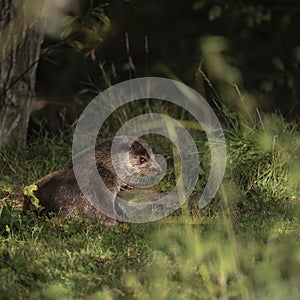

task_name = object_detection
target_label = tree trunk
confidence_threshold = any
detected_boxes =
[0,0,45,148]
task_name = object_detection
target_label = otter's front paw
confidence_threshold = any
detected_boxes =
[100,216,117,226]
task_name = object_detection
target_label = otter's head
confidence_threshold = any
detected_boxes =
[111,136,162,188]
[128,138,162,176]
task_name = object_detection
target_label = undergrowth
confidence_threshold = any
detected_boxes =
[0,113,299,299]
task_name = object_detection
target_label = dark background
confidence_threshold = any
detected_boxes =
[36,0,300,122]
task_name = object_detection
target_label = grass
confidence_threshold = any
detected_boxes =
[0,112,300,299]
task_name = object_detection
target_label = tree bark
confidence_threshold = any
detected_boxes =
[0,0,45,148]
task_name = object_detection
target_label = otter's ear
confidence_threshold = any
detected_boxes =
[129,140,140,152]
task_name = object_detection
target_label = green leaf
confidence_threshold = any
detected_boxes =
[209,5,222,21]
[68,41,85,52]
[294,47,300,62]
[63,15,78,27]
[23,184,40,209]
[272,57,284,71]
[60,25,73,40]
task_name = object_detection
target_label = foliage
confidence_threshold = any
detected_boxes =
[195,0,300,117]
[60,4,111,56]
[46,0,299,116]
[35,0,300,119]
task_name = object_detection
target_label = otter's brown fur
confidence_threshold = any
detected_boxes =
[33,136,162,225]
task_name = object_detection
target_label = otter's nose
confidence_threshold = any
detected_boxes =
[151,164,162,176]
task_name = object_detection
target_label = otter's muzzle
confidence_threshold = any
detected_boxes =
[150,163,162,176]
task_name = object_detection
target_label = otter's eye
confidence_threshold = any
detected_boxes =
[140,157,147,164]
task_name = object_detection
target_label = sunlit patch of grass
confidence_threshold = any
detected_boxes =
[196,114,300,236]
[0,206,153,298]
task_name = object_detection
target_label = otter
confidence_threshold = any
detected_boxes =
[32,136,162,225]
